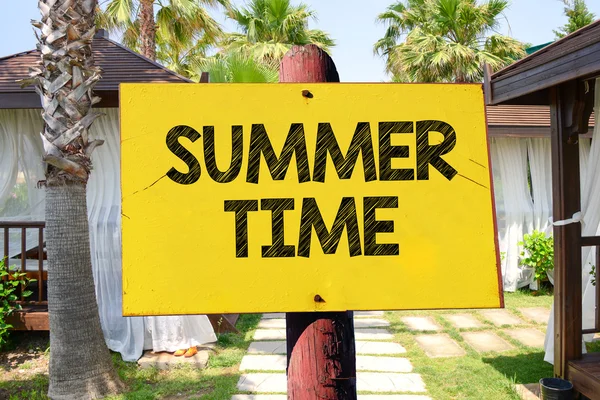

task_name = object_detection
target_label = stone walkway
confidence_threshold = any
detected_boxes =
[231,306,550,399]
[404,308,549,357]
[233,311,432,399]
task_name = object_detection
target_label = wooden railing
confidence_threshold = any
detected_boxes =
[0,221,46,305]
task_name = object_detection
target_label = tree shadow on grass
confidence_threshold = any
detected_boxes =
[0,373,49,399]
[482,351,553,384]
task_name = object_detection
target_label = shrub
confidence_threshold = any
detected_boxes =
[519,230,554,283]
[0,257,34,349]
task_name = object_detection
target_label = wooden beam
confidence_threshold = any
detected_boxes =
[7,309,49,331]
[551,82,583,379]
[207,314,239,334]
[483,63,493,105]
[491,42,600,105]
[280,44,357,400]
[568,353,600,398]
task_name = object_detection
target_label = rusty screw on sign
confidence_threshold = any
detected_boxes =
[314,294,325,303]
[302,90,314,98]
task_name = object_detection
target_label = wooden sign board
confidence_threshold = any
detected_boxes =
[120,83,502,316]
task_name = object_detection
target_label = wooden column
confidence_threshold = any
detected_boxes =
[280,44,358,400]
[550,82,583,378]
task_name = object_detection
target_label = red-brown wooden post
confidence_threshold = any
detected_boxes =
[279,44,357,399]
[550,82,583,378]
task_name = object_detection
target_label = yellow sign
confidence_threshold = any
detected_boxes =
[121,83,502,316]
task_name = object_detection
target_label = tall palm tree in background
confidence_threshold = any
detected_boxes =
[26,0,124,398]
[224,0,335,62]
[554,0,596,39]
[374,0,525,82]
[98,0,229,66]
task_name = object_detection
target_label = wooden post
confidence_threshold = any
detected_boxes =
[550,82,583,378]
[280,44,357,399]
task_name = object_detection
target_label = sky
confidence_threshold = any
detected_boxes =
[1,0,599,82]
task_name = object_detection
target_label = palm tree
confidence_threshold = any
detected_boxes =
[554,0,596,39]
[98,0,229,61]
[191,53,279,82]
[224,0,335,62]
[26,1,124,398]
[374,0,526,82]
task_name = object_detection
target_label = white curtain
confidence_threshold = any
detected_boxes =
[490,137,534,291]
[544,79,599,364]
[87,109,146,361]
[0,109,45,259]
[528,138,552,232]
[0,108,216,362]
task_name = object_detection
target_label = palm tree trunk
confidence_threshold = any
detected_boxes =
[46,185,123,399]
[139,0,156,60]
[28,1,125,398]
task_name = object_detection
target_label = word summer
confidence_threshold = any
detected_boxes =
[165,121,458,184]
[225,196,399,258]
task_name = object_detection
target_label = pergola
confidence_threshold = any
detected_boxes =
[485,19,600,397]
[0,30,238,334]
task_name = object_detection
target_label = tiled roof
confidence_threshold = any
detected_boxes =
[487,105,595,127]
[0,31,190,95]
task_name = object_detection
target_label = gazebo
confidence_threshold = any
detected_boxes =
[0,30,237,361]
[0,29,189,330]
[485,19,600,397]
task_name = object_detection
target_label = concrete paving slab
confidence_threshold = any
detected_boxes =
[262,313,285,319]
[258,319,286,329]
[356,372,426,393]
[414,334,466,358]
[355,311,385,317]
[443,314,484,329]
[253,329,286,341]
[518,307,551,325]
[401,316,442,331]
[253,329,395,341]
[241,350,412,373]
[232,395,432,400]
[237,373,287,392]
[231,394,431,400]
[236,373,427,394]
[354,318,390,328]
[356,356,412,372]
[356,341,406,355]
[461,331,514,353]
[358,397,432,400]
[480,309,525,326]
[258,317,390,328]
[137,349,210,370]
[247,341,286,355]
[503,328,546,348]
[240,355,285,371]
[354,328,394,340]
[515,383,541,400]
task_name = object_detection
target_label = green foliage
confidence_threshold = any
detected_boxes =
[0,183,29,217]
[374,0,526,82]
[554,0,595,39]
[97,0,229,76]
[190,53,279,83]
[519,230,554,283]
[590,263,596,286]
[0,258,35,349]
[224,0,335,62]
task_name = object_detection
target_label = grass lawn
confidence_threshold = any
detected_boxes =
[385,290,555,400]
[0,313,262,400]
[2,289,591,400]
